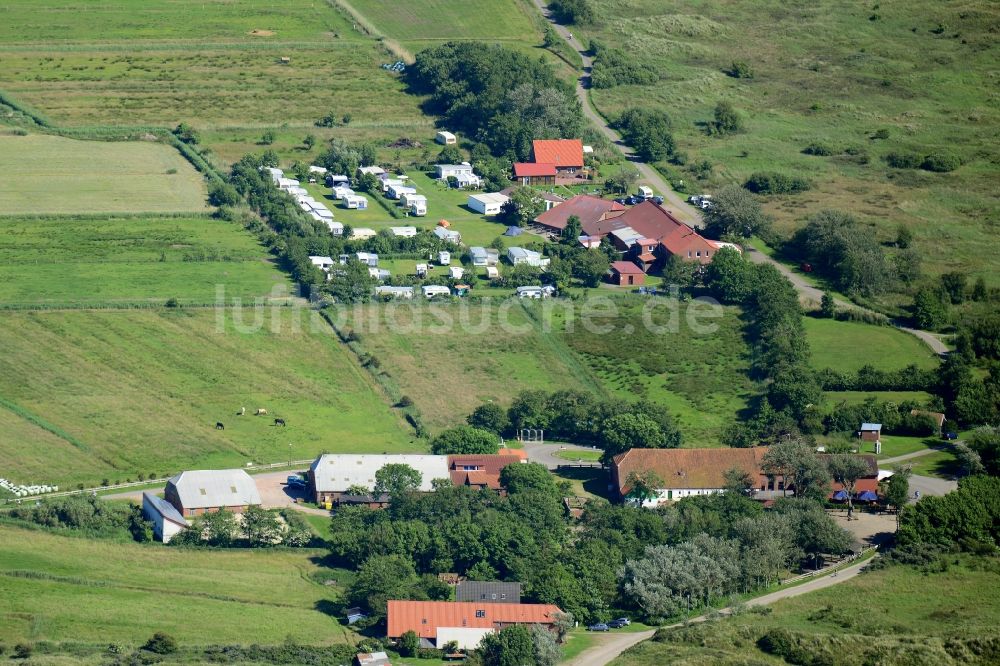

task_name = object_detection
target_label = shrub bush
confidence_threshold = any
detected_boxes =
[142,632,177,655]
[921,152,961,172]
[884,151,923,168]
[802,142,834,156]
[744,171,810,194]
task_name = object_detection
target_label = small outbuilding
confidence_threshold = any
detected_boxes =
[467,192,509,216]
[609,260,646,287]
[142,491,188,543]
[423,285,452,299]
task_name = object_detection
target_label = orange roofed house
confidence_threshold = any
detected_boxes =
[387,600,562,650]
[531,139,584,176]
[448,449,528,495]
[612,448,769,508]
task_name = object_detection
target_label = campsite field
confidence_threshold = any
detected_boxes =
[0,524,352,648]
[574,0,999,283]
[613,557,1000,665]
[0,215,285,306]
[0,309,415,487]
[562,300,754,446]
[803,318,940,373]
[338,301,604,431]
[0,133,207,214]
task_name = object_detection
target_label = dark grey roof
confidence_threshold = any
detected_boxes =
[455,581,522,604]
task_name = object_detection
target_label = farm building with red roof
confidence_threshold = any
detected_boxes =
[534,194,625,232]
[387,600,562,649]
[609,260,646,287]
[513,162,557,186]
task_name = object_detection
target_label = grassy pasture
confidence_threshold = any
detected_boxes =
[347,0,540,45]
[337,301,601,431]
[0,134,207,214]
[562,300,754,446]
[0,308,414,487]
[0,524,351,647]
[0,0,359,42]
[0,215,285,306]
[577,0,1000,283]
[614,557,1000,665]
[803,318,939,373]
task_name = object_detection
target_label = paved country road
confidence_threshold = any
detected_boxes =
[530,0,950,357]
[565,555,875,666]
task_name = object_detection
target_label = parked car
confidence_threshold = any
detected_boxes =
[611,617,631,627]
[944,432,959,440]
[651,195,664,205]
[587,623,610,632]
[614,197,628,205]
[286,475,305,488]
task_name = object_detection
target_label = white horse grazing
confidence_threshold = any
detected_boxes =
[239,406,246,416]
[255,408,267,416]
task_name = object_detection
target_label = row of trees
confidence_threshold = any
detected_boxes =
[170,507,313,548]
[815,363,937,393]
[467,389,682,462]
[407,42,581,160]
[10,495,151,542]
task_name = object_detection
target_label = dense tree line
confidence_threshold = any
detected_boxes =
[468,389,681,463]
[548,0,595,24]
[815,363,937,393]
[170,507,314,548]
[407,43,581,160]
[612,108,675,162]
[823,397,939,438]
[898,475,1000,551]
[9,495,151,541]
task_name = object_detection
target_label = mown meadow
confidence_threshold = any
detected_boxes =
[0,309,415,487]
[0,214,285,306]
[0,524,352,648]
[0,133,207,214]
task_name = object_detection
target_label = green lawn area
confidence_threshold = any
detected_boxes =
[0,214,286,306]
[804,318,940,373]
[0,133,207,215]
[338,301,604,432]
[347,0,540,45]
[553,448,603,462]
[613,556,1000,665]
[561,300,754,446]
[888,447,961,479]
[574,0,1000,285]
[0,524,352,648]
[0,308,415,487]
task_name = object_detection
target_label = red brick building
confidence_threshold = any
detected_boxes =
[609,261,646,286]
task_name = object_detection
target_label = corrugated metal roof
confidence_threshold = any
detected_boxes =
[309,455,450,493]
[166,469,261,510]
[142,491,188,527]
[860,423,882,431]
[387,600,561,639]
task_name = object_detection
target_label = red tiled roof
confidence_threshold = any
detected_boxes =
[450,470,501,490]
[497,447,529,460]
[387,601,562,639]
[448,454,524,475]
[612,201,686,241]
[612,448,770,495]
[532,139,583,168]
[610,261,644,275]
[659,224,718,261]
[514,162,557,177]
[535,194,625,231]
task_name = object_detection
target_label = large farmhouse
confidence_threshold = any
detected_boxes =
[612,448,769,507]
[387,600,562,649]
[308,454,450,504]
[531,139,584,175]
[164,469,261,517]
[534,194,625,234]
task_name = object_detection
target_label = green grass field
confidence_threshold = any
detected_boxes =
[0,133,207,214]
[0,215,286,306]
[348,0,540,45]
[614,557,1000,665]
[338,301,604,431]
[574,0,999,284]
[0,308,415,487]
[804,318,940,373]
[562,300,754,446]
[0,524,352,648]
[0,0,428,166]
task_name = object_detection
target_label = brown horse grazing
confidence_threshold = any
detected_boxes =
[215,422,225,430]
[274,418,286,427]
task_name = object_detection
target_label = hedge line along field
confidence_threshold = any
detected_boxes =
[562,300,753,446]
[803,318,940,373]
[575,0,999,282]
[0,309,415,488]
[612,556,1000,665]
[0,524,352,648]
[337,301,602,432]
[0,214,286,306]
[0,133,207,215]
